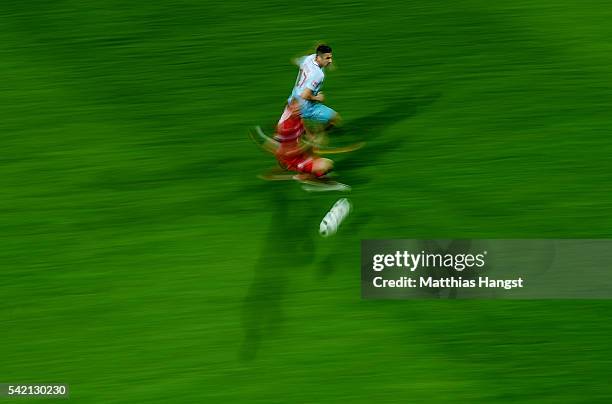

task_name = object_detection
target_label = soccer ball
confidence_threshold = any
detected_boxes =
[319,198,351,237]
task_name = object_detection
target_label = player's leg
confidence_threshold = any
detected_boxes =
[294,155,333,178]
[311,157,334,177]
[249,126,279,154]
[327,111,341,129]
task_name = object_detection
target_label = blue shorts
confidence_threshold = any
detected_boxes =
[301,102,337,124]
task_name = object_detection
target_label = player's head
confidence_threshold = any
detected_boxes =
[315,44,333,67]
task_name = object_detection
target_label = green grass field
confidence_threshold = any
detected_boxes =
[2,1,612,402]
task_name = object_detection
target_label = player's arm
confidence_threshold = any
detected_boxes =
[300,88,325,102]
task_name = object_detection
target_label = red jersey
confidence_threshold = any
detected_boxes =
[275,105,305,142]
[274,105,313,173]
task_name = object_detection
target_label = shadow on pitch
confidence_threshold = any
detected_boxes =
[239,182,315,361]
[334,91,440,179]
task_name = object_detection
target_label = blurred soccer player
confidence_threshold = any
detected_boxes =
[270,44,338,178]
[286,44,339,129]
[274,103,333,178]
[250,44,360,186]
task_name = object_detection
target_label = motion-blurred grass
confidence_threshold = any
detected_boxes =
[2,1,612,402]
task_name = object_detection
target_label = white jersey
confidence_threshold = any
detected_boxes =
[288,54,325,104]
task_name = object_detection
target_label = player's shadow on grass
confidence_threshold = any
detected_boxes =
[240,182,314,361]
[333,92,440,180]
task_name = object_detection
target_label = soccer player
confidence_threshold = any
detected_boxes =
[287,44,339,128]
[274,102,333,177]
[270,44,338,177]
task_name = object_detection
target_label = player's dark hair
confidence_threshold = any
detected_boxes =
[316,44,332,55]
